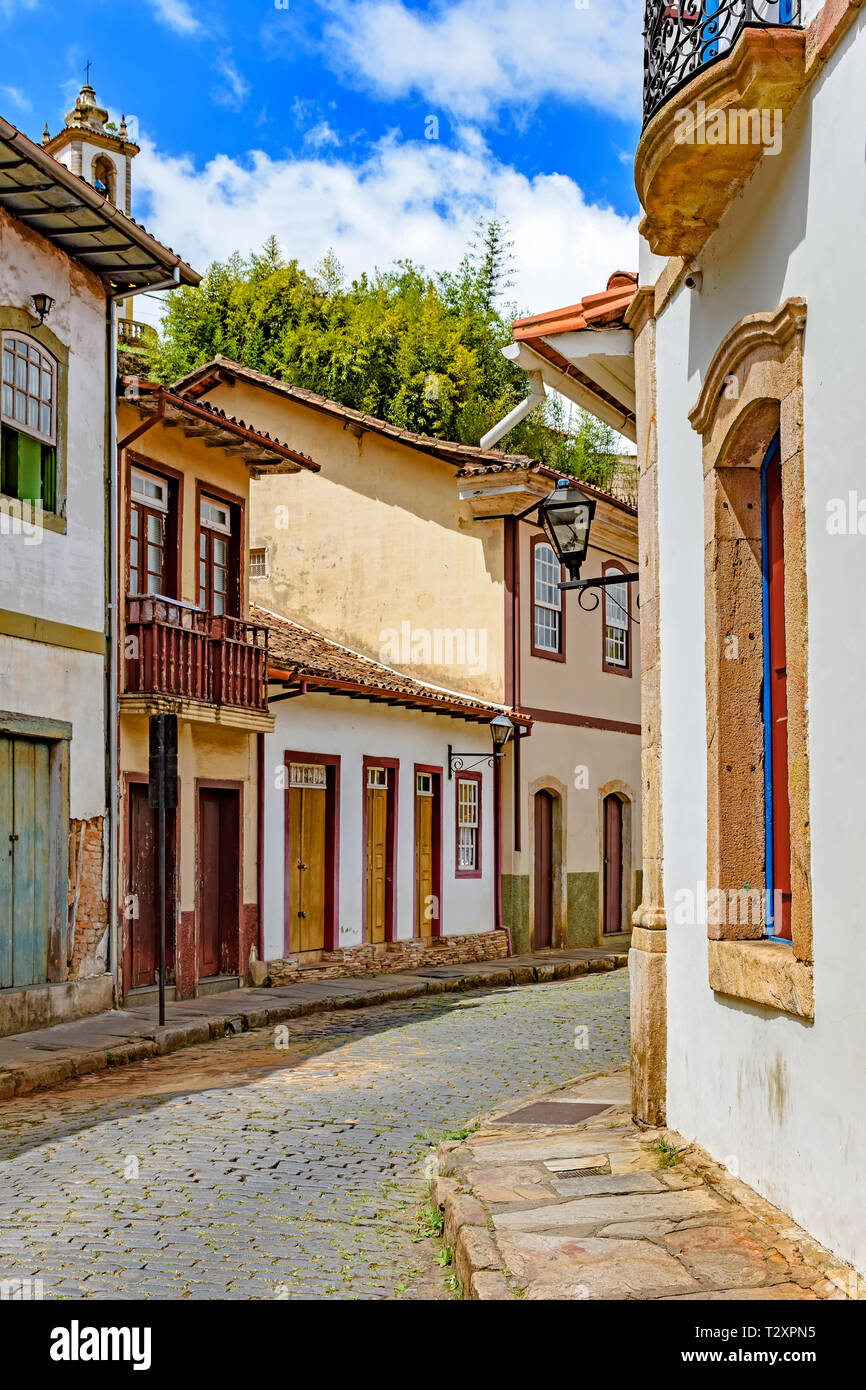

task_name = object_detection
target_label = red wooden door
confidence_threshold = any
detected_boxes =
[198,788,240,977]
[766,451,792,939]
[129,784,158,990]
[128,785,176,992]
[603,793,623,935]
[534,791,553,948]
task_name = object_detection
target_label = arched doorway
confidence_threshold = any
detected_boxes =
[533,790,554,948]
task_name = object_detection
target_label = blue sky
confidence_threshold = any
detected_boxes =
[2,0,643,313]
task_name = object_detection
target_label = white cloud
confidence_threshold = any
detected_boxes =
[322,0,643,122]
[150,0,200,34]
[304,121,341,151]
[1,85,32,112]
[212,56,250,110]
[132,130,638,326]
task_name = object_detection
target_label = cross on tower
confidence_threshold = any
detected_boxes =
[84,60,92,85]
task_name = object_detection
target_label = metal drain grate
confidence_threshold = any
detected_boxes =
[497,1101,612,1126]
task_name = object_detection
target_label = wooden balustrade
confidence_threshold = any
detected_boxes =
[125,599,268,712]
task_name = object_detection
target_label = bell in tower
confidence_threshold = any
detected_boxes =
[42,72,140,215]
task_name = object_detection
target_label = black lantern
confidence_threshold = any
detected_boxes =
[490,712,514,755]
[30,293,55,325]
[538,477,596,580]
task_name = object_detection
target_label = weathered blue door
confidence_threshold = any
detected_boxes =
[0,734,51,988]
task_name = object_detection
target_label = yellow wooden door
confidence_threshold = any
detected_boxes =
[366,785,388,943]
[289,783,327,952]
[416,790,434,938]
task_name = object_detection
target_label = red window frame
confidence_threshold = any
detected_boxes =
[454,770,482,879]
[530,533,567,661]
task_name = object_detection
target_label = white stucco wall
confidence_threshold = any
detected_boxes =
[261,692,496,956]
[650,14,866,1269]
[0,210,107,823]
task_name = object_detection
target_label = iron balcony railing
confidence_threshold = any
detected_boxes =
[643,1,801,127]
[125,598,269,712]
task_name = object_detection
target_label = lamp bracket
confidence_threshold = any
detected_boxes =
[447,745,502,780]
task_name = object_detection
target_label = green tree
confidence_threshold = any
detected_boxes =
[145,220,623,486]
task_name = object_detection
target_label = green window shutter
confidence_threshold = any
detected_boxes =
[16,432,42,503]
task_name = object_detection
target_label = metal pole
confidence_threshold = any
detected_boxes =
[158,797,166,1027]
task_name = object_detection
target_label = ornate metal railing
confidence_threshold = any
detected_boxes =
[125,598,269,712]
[643,1,801,127]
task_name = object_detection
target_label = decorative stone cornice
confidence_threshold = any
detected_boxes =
[689,298,807,437]
[623,283,656,336]
[635,26,806,258]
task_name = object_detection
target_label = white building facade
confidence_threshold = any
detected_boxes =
[628,0,866,1272]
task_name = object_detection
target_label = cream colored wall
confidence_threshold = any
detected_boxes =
[194,381,507,704]
[116,414,262,909]
[519,509,640,726]
[116,406,254,611]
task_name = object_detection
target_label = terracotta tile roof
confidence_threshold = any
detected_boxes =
[174,356,536,470]
[0,114,199,291]
[511,271,639,430]
[455,459,637,516]
[123,386,320,473]
[512,271,639,341]
[255,606,532,726]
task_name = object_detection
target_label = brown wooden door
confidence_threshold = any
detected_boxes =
[288,785,327,952]
[416,782,435,938]
[366,784,388,944]
[603,793,623,935]
[198,788,240,977]
[765,445,792,940]
[533,790,554,948]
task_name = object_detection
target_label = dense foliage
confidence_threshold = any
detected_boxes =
[146,223,623,489]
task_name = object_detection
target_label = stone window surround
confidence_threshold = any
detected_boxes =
[0,308,69,535]
[689,297,813,1020]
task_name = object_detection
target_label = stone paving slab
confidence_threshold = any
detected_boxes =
[437,1067,861,1302]
[0,950,625,1104]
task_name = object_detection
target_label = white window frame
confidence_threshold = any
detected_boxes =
[1,332,57,445]
[533,540,562,654]
[200,497,232,535]
[604,570,629,669]
[456,775,480,874]
[130,466,169,514]
[249,546,268,579]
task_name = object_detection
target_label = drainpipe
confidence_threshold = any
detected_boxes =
[105,269,180,998]
[480,371,545,452]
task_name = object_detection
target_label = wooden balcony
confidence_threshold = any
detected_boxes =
[125,598,268,713]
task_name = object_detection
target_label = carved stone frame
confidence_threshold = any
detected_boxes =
[690,298,813,1020]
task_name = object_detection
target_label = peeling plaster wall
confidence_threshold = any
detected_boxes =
[261,691,495,955]
[650,14,866,1270]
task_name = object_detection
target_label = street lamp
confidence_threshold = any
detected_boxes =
[539,476,638,599]
[30,292,55,326]
[538,477,596,580]
[448,712,515,779]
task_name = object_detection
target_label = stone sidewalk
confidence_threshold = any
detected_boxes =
[0,948,624,1104]
[437,1068,861,1301]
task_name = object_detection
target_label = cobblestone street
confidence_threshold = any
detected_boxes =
[0,972,628,1300]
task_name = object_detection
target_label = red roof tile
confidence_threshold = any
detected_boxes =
[256,606,531,726]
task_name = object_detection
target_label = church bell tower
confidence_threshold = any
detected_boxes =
[42,73,140,216]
